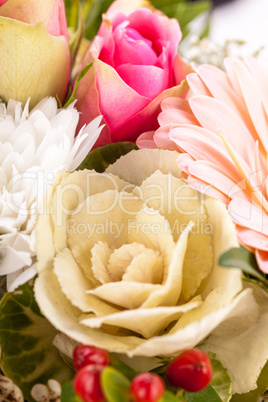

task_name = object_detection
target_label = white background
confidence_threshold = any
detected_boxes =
[211,0,268,49]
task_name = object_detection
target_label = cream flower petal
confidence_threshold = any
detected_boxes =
[122,250,162,284]
[35,148,253,387]
[80,299,202,339]
[107,243,152,282]
[34,269,144,352]
[51,171,131,252]
[87,282,163,310]
[126,208,175,276]
[106,148,181,185]
[54,248,119,315]
[137,171,213,300]
[201,284,268,394]
[67,192,143,281]
[141,223,190,308]
[91,242,113,284]
[132,288,253,357]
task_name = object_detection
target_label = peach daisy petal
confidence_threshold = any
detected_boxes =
[140,56,268,273]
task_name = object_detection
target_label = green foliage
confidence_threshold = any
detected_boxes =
[0,283,74,401]
[151,0,212,39]
[65,0,211,42]
[101,366,131,402]
[77,142,138,172]
[63,62,93,108]
[61,381,83,402]
[184,385,221,401]
[219,246,268,289]
[64,0,85,67]
[161,390,184,401]
[209,355,232,402]
[109,355,137,381]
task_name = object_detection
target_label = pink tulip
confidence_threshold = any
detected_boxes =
[75,0,189,148]
[0,0,70,108]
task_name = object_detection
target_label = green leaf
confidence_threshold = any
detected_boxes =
[219,247,268,287]
[109,355,137,381]
[69,4,85,67]
[209,355,232,402]
[61,381,83,402]
[230,361,268,402]
[184,385,221,402]
[0,283,74,401]
[82,0,114,41]
[63,62,93,108]
[64,0,80,29]
[151,0,212,40]
[77,142,138,172]
[101,366,131,402]
[161,390,183,401]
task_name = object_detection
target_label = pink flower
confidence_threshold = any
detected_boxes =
[75,0,190,148]
[138,56,268,273]
[0,0,70,108]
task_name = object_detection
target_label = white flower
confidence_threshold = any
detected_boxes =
[0,97,103,290]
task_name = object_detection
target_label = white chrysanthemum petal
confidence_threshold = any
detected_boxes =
[31,97,58,120]
[7,264,37,292]
[0,97,103,285]
[68,123,104,171]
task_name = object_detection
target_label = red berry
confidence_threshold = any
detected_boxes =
[73,344,109,371]
[73,364,105,402]
[130,372,165,402]
[166,349,213,393]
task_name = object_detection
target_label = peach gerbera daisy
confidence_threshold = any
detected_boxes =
[137,56,268,273]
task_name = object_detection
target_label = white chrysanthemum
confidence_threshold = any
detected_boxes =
[0,97,103,290]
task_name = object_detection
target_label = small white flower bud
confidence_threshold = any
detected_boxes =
[31,384,49,402]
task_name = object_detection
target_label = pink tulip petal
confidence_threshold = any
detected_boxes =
[174,54,194,86]
[75,59,111,148]
[113,81,188,143]
[116,64,167,99]
[95,59,150,132]
[255,249,268,274]
[47,0,68,39]
[0,0,69,40]
[229,198,268,235]
[136,131,158,149]
[189,96,256,166]
[113,26,157,67]
[98,17,115,66]
[127,9,181,55]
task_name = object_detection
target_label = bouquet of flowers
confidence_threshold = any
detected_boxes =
[1,0,268,401]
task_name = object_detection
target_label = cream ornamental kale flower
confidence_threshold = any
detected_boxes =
[0,97,103,290]
[35,149,268,395]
